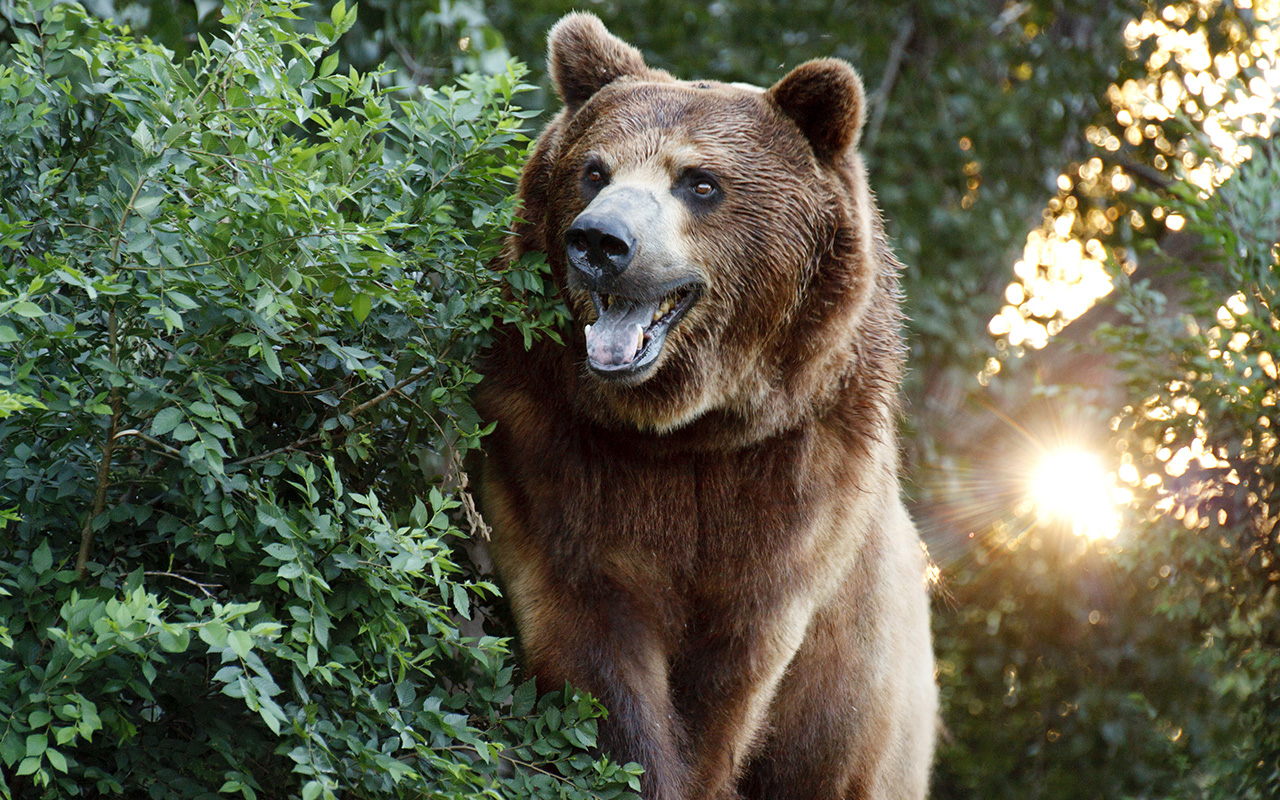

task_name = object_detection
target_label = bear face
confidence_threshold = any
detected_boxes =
[519,13,889,437]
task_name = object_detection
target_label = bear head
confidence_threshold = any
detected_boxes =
[511,13,897,437]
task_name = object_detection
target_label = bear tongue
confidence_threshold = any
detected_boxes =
[585,300,657,367]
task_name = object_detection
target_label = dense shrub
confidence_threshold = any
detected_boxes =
[1105,137,1280,799]
[0,1,637,797]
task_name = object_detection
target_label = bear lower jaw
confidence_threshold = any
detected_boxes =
[584,285,699,380]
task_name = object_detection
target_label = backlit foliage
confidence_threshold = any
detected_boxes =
[1105,136,1280,798]
[987,0,1278,364]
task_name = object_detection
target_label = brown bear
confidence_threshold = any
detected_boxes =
[478,13,937,800]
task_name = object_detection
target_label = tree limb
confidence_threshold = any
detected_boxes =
[864,16,916,152]
[114,428,183,458]
[77,306,120,580]
[144,570,220,598]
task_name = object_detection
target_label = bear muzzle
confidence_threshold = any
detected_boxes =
[566,184,703,380]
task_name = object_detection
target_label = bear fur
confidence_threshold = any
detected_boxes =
[478,13,937,800]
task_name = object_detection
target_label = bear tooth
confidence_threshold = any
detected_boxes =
[633,323,644,353]
[584,323,593,338]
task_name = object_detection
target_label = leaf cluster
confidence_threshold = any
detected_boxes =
[0,1,624,797]
[1101,136,1280,799]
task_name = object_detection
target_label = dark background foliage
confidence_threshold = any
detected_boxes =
[2,0,1277,798]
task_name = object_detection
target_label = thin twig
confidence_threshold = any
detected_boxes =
[388,34,448,86]
[457,467,490,541]
[77,308,121,580]
[347,363,438,419]
[50,101,112,196]
[115,459,162,509]
[231,432,326,468]
[864,16,916,152]
[1099,151,1172,190]
[77,165,151,579]
[144,571,220,598]
[114,428,183,458]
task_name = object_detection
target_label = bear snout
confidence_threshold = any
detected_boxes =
[566,183,673,288]
[566,208,635,284]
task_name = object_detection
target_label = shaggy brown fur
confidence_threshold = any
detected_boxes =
[479,13,936,800]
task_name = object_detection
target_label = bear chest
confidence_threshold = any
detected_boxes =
[518,424,846,594]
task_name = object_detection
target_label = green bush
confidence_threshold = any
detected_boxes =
[0,1,637,797]
[1104,136,1280,799]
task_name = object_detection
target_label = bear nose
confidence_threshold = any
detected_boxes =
[566,212,635,281]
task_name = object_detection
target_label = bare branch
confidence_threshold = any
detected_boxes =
[231,432,325,468]
[456,466,491,541]
[77,306,121,580]
[144,570,220,598]
[864,16,916,152]
[114,428,183,458]
[1100,151,1173,190]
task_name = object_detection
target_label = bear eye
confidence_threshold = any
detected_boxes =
[581,161,610,199]
[677,169,722,211]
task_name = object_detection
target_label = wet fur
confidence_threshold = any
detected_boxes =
[479,13,936,800]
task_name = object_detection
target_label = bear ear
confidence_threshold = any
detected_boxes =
[547,12,650,112]
[767,59,866,162]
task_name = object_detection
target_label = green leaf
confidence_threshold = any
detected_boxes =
[263,543,295,560]
[198,623,229,649]
[351,293,372,323]
[260,344,282,379]
[229,629,253,659]
[158,627,191,653]
[151,407,184,437]
[1,731,23,766]
[512,680,536,717]
[11,301,43,318]
[318,51,340,79]
[31,540,52,574]
[133,194,164,217]
[452,583,470,619]
[45,748,67,773]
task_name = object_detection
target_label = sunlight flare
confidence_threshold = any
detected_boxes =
[1030,450,1126,540]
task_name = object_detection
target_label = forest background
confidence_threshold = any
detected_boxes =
[0,0,1277,797]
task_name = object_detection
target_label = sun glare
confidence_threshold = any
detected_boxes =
[1030,450,1126,540]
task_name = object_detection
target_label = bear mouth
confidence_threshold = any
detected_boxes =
[584,283,700,379]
